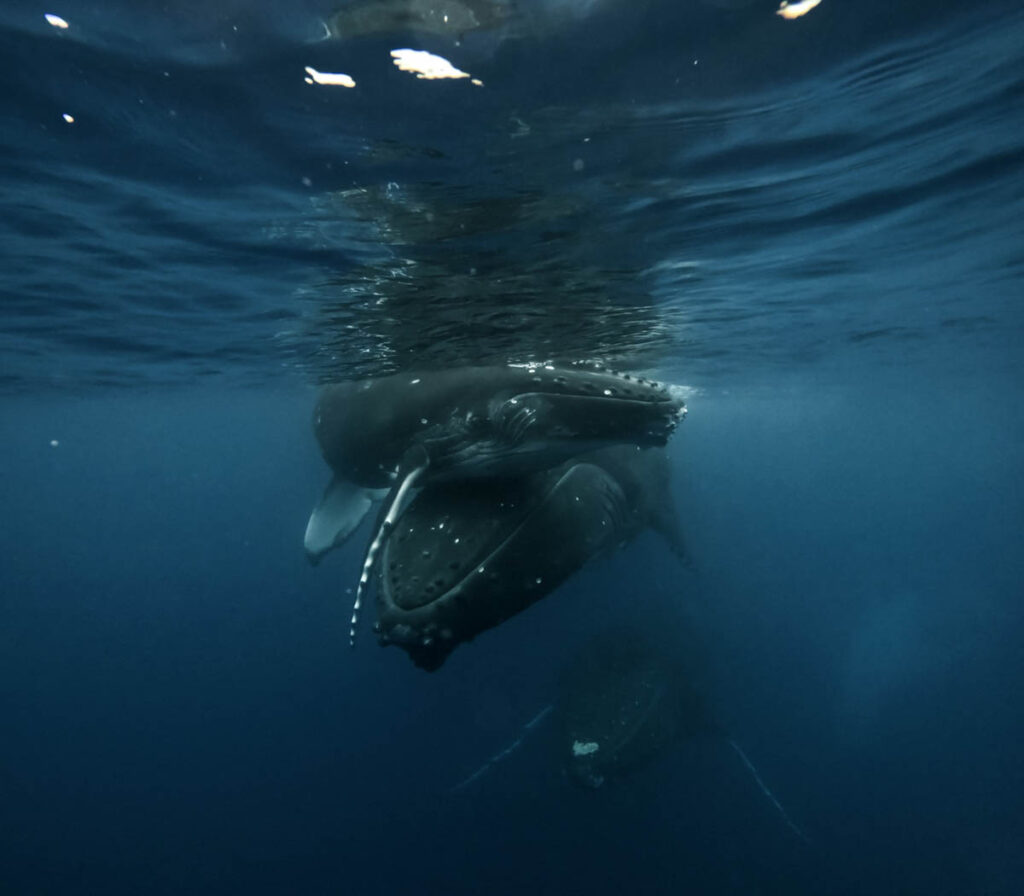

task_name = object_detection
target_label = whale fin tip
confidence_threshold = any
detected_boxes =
[304,478,382,564]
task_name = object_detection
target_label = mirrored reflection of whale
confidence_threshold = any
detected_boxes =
[304,362,686,645]
[376,444,686,669]
[326,0,517,41]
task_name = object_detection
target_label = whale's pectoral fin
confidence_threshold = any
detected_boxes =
[651,496,692,568]
[304,478,383,565]
[348,448,430,647]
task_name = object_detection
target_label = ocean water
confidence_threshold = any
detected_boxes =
[1,0,1022,893]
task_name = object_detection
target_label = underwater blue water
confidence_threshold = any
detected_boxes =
[2,1,1023,893]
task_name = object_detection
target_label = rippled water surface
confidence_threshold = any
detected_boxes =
[3,0,1021,389]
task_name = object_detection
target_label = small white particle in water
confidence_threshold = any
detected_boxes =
[535,577,542,585]
[603,389,612,395]
[49,439,59,447]
[693,59,698,65]
[301,176,312,187]
[62,113,74,123]
[420,417,428,424]
[454,537,460,544]
[45,13,69,29]
[410,378,421,384]
[478,566,485,574]
[572,158,584,172]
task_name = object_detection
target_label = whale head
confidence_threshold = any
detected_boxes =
[312,362,686,488]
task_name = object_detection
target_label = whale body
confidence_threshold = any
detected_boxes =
[304,362,686,563]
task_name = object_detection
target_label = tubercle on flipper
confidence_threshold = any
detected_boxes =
[506,360,685,411]
[348,463,426,648]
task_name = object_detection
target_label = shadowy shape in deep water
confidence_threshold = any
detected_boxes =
[558,630,717,788]
[303,362,687,650]
[453,628,809,842]
[376,444,686,669]
[557,630,811,842]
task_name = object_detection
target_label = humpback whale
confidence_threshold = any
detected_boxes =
[447,630,810,844]
[304,363,687,646]
[376,445,687,669]
[558,631,810,841]
[559,630,716,788]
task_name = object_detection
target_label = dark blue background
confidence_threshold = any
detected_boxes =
[2,1,1023,893]
[3,366,1021,894]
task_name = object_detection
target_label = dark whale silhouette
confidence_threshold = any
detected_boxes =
[303,363,687,646]
[375,444,686,669]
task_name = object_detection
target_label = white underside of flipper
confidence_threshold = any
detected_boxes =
[304,478,386,564]
[349,463,427,647]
